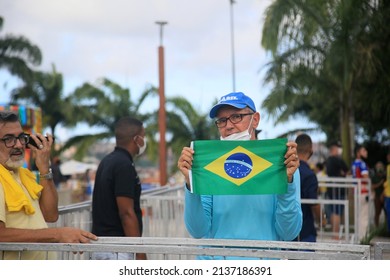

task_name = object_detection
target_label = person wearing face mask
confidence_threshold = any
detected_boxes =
[92,116,147,260]
[177,92,302,259]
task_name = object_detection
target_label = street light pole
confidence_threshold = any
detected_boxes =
[155,21,168,186]
[229,0,236,92]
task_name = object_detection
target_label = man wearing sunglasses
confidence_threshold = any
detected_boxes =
[0,111,97,259]
[177,92,302,259]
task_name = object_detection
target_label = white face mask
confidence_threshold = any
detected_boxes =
[135,136,147,156]
[220,115,254,141]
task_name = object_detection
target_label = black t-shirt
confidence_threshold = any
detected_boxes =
[325,155,349,197]
[297,160,319,240]
[325,156,348,177]
[92,147,142,236]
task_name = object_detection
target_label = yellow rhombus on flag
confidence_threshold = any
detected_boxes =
[189,138,288,195]
[204,145,273,186]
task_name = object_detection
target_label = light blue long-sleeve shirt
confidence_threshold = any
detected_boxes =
[184,170,302,259]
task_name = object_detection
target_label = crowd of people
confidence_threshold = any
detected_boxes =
[311,143,390,240]
[0,91,389,260]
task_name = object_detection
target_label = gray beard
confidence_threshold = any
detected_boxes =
[5,157,24,170]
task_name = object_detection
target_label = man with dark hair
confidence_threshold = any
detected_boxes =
[0,111,97,259]
[92,116,147,260]
[325,141,349,239]
[352,144,369,183]
[351,144,370,240]
[294,133,320,242]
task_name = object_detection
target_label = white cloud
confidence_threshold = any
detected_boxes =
[0,0,325,142]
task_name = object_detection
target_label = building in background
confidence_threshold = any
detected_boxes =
[0,104,42,170]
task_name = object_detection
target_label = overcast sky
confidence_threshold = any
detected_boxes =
[0,0,324,142]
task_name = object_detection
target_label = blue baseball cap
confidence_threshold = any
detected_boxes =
[209,92,256,118]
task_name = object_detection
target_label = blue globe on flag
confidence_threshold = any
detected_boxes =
[224,152,253,179]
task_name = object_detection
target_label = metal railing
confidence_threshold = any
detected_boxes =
[372,242,390,260]
[141,185,187,238]
[316,176,372,243]
[51,178,372,243]
[2,178,385,260]
[0,237,370,260]
[301,198,350,241]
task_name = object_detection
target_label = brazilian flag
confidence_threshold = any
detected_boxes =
[189,138,288,195]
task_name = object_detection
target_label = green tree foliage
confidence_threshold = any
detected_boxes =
[150,96,219,173]
[64,78,157,160]
[10,65,75,156]
[353,0,390,143]
[260,0,389,165]
[0,17,42,82]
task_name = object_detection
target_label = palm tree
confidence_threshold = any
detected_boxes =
[10,65,75,156]
[151,96,219,174]
[0,16,42,82]
[353,0,390,143]
[64,78,158,160]
[260,0,386,165]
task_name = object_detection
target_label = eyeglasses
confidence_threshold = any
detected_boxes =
[215,113,254,128]
[0,133,30,148]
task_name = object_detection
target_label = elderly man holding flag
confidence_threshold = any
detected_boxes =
[177,92,302,259]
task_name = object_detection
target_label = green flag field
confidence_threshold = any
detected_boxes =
[189,138,288,195]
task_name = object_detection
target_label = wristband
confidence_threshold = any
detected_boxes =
[39,168,53,180]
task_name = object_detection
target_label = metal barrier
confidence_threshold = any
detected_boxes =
[372,242,390,260]
[49,185,187,237]
[141,185,187,238]
[8,178,381,260]
[51,178,371,243]
[0,237,371,260]
[301,198,350,242]
[316,177,372,243]
[50,200,92,231]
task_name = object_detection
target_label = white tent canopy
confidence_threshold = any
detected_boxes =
[60,160,97,176]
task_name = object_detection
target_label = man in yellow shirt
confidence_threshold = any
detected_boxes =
[0,111,97,259]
